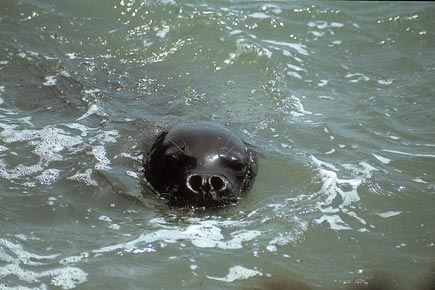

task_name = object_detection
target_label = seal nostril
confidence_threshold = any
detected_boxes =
[210,176,226,192]
[188,175,202,192]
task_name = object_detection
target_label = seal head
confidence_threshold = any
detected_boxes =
[143,122,257,208]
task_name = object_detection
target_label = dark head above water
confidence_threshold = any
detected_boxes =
[143,122,258,208]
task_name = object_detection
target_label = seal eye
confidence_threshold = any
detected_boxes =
[229,162,245,172]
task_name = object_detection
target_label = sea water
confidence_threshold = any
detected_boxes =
[1,1,434,289]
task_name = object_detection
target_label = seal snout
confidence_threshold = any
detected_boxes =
[186,173,229,196]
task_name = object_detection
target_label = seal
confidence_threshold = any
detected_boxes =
[143,122,258,208]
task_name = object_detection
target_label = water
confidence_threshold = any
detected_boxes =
[1,1,435,289]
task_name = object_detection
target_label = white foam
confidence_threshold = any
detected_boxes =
[249,12,270,19]
[59,70,71,78]
[143,39,153,47]
[109,224,121,230]
[262,4,282,14]
[346,211,367,225]
[319,95,333,100]
[318,80,329,87]
[42,76,57,86]
[119,152,142,162]
[126,170,140,179]
[47,196,57,206]
[263,40,308,55]
[377,79,392,85]
[291,95,312,116]
[282,49,291,56]
[96,214,120,230]
[260,48,272,58]
[0,85,4,105]
[40,267,87,289]
[325,149,335,155]
[382,149,435,158]
[229,29,243,36]
[377,211,401,218]
[67,168,98,186]
[65,53,78,59]
[418,143,435,147]
[412,178,427,184]
[33,127,83,164]
[207,265,262,282]
[308,21,344,30]
[156,25,170,38]
[0,121,94,185]
[0,162,43,180]
[91,146,111,170]
[159,0,176,5]
[83,88,100,95]
[36,168,61,185]
[91,130,119,144]
[0,126,40,143]
[268,219,308,247]
[0,238,59,265]
[59,252,90,265]
[63,123,96,137]
[93,220,261,254]
[345,72,369,83]
[315,215,351,231]
[98,215,112,222]
[287,71,302,79]
[311,155,338,171]
[311,155,376,230]
[0,238,87,289]
[76,103,99,121]
[372,153,391,164]
[287,63,306,72]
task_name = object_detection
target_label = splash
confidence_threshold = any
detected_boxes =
[93,218,262,254]
[310,155,377,231]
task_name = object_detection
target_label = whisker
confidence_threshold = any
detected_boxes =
[170,140,184,153]
[225,144,236,155]
[224,133,233,148]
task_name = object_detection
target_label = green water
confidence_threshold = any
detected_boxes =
[1,1,434,289]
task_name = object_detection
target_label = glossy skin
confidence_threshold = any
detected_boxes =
[143,122,257,208]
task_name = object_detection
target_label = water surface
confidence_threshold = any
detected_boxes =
[1,1,435,289]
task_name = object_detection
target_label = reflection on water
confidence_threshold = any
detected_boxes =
[1,1,435,289]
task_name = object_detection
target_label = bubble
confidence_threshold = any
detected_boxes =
[37,169,61,185]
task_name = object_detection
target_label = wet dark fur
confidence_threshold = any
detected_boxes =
[143,122,258,208]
